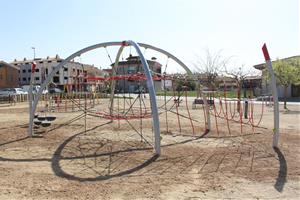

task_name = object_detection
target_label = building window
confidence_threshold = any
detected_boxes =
[64,77,68,80]
[28,77,31,81]
[46,68,48,74]
[39,61,43,64]
[53,77,59,83]
[23,78,26,81]
[48,60,52,63]
[64,67,68,71]
[35,68,39,72]
[128,66,136,74]
[28,69,31,73]
[35,77,40,81]
[22,69,26,73]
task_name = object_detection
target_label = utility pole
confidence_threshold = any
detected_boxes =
[31,47,36,59]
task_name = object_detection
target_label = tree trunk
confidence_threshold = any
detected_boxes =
[284,86,288,109]
[237,86,241,112]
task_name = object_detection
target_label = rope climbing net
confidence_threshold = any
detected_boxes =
[29,40,273,156]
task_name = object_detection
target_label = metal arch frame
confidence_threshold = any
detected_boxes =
[28,40,193,155]
[138,43,192,75]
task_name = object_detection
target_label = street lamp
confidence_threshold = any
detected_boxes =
[31,47,36,59]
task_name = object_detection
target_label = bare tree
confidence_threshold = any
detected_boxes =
[224,65,259,111]
[193,49,231,90]
[225,66,251,90]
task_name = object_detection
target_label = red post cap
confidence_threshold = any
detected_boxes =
[262,43,270,61]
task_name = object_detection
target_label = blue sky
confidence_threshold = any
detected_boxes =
[0,0,299,72]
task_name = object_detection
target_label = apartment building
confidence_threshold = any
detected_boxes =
[0,61,19,88]
[11,55,102,91]
[112,55,162,93]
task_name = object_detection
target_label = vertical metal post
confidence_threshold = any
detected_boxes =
[202,93,211,132]
[28,62,35,137]
[262,44,280,147]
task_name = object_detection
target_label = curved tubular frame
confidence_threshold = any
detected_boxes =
[28,40,193,155]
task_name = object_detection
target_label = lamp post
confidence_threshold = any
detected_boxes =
[31,47,36,59]
[28,46,36,137]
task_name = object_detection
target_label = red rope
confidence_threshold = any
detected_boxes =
[173,84,182,133]
[223,85,231,135]
[249,98,265,127]
[202,102,207,131]
[228,100,237,120]
[239,98,243,135]
[216,96,223,117]
[184,86,195,135]
[212,103,220,136]
[85,73,171,82]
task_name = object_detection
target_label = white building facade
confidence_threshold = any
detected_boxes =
[11,55,89,91]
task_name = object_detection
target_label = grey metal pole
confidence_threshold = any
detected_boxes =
[127,40,161,155]
[266,59,280,147]
[202,93,211,132]
[262,44,279,148]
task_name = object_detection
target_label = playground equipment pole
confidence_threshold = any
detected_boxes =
[262,43,280,147]
[126,40,161,155]
[28,62,36,137]
[202,93,211,132]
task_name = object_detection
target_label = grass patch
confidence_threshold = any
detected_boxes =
[156,90,254,98]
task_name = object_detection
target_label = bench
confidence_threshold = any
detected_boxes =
[192,98,214,109]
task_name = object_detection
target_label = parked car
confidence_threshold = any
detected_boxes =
[49,87,63,94]
[15,88,27,95]
[22,85,48,94]
[0,88,28,96]
[0,88,16,97]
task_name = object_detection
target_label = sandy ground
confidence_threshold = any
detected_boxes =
[0,97,299,200]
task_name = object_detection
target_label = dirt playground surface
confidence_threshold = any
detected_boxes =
[0,99,299,199]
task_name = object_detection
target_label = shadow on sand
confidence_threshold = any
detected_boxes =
[50,122,210,182]
[51,121,159,181]
[273,147,287,192]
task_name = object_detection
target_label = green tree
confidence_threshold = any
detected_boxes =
[266,58,300,109]
[175,79,196,91]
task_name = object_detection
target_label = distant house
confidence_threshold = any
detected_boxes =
[84,65,109,92]
[253,55,300,98]
[102,69,112,76]
[0,61,19,89]
[194,74,261,93]
[111,55,162,93]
